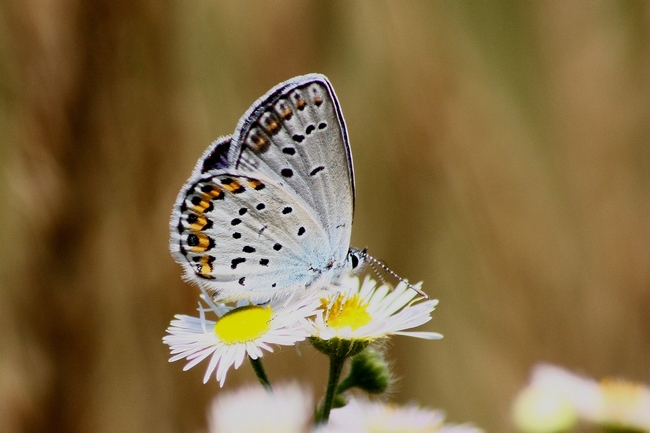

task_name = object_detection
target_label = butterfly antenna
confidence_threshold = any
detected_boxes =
[359,250,428,299]
[367,259,389,286]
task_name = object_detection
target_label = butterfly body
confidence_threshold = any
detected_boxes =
[170,74,360,302]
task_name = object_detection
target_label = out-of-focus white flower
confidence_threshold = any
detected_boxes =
[318,397,484,433]
[163,291,321,386]
[310,275,443,342]
[514,364,650,432]
[587,377,650,431]
[527,364,601,418]
[208,382,312,433]
[512,379,578,433]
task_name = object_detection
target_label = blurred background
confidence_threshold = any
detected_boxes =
[1,1,649,432]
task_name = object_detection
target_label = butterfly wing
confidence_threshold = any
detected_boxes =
[229,74,355,262]
[172,169,341,301]
[170,75,355,301]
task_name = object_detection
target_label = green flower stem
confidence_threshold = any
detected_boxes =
[248,356,272,391]
[318,352,347,424]
[310,337,370,424]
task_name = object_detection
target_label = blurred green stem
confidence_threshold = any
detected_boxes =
[248,356,272,391]
[316,353,346,424]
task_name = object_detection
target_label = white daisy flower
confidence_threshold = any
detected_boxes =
[514,364,650,432]
[162,291,321,386]
[319,397,484,433]
[310,275,443,342]
[208,382,312,433]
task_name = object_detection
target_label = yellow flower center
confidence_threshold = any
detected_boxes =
[324,294,372,331]
[214,305,272,344]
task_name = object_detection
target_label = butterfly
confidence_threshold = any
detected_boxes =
[170,74,425,302]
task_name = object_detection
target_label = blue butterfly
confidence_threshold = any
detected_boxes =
[170,74,421,302]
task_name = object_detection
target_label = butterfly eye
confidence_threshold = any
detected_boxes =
[347,248,367,271]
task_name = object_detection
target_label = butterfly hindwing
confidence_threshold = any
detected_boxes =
[171,171,336,301]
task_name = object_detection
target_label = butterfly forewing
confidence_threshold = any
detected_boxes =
[231,75,354,262]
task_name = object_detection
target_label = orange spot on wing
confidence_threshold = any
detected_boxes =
[262,114,281,135]
[189,214,209,231]
[222,179,244,193]
[204,187,224,200]
[198,256,214,276]
[280,107,292,120]
[189,232,212,253]
[248,131,270,153]
[192,198,211,213]
[246,179,265,190]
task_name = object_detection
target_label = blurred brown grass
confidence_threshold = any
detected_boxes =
[1,1,649,432]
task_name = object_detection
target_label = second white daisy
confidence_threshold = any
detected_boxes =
[310,275,443,342]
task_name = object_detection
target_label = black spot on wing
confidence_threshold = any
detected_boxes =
[310,166,325,176]
[231,257,246,269]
